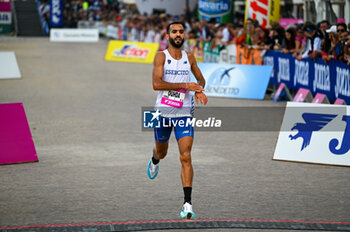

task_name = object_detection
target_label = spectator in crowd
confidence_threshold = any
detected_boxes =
[337,23,347,33]
[254,26,270,49]
[297,22,323,60]
[282,27,297,53]
[293,24,306,55]
[234,26,246,46]
[267,27,284,50]
[199,19,213,42]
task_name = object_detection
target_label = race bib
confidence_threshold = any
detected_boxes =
[161,89,186,108]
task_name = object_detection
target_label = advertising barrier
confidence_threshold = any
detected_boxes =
[191,63,272,99]
[0,1,11,34]
[265,50,350,104]
[236,46,263,65]
[105,40,159,64]
[50,29,99,42]
[50,0,63,27]
[274,102,350,166]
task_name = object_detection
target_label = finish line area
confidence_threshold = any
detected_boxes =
[2,219,350,232]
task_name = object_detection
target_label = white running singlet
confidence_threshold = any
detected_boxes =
[155,49,193,118]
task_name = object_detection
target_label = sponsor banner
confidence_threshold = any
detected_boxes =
[191,63,272,99]
[236,46,263,65]
[266,50,350,104]
[105,40,159,64]
[198,0,233,23]
[279,18,304,29]
[203,41,220,63]
[245,0,280,28]
[50,0,63,27]
[50,29,99,42]
[221,44,236,64]
[0,51,21,79]
[274,102,350,166]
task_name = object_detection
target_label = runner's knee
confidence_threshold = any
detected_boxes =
[180,151,191,164]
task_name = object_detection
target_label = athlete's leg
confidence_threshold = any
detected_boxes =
[148,118,172,179]
[177,135,195,219]
[177,136,193,188]
[153,140,168,160]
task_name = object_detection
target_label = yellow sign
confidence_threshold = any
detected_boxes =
[104,40,159,64]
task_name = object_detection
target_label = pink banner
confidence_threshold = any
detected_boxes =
[0,2,11,12]
[279,18,304,29]
[0,103,38,165]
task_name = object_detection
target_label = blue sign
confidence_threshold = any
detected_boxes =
[265,51,350,104]
[191,63,273,99]
[50,0,63,27]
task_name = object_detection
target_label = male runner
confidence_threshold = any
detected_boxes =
[147,22,208,219]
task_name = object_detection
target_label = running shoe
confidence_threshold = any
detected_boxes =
[147,158,159,179]
[180,202,195,220]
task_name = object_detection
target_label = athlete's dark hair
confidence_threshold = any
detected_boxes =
[166,21,186,34]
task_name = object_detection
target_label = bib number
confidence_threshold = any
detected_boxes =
[161,89,186,108]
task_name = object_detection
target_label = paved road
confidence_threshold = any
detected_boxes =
[0,37,349,231]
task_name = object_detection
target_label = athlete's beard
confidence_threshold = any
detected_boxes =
[169,36,184,48]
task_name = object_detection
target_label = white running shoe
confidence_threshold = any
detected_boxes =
[180,202,195,220]
[147,159,159,179]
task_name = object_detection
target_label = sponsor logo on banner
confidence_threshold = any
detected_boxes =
[113,45,150,59]
[0,12,11,24]
[245,0,280,28]
[50,29,98,42]
[198,0,231,17]
[274,102,350,166]
[334,67,350,98]
[50,0,63,27]
[191,63,272,99]
[277,57,290,82]
[105,40,158,64]
[313,63,330,92]
[294,59,309,87]
[198,0,233,22]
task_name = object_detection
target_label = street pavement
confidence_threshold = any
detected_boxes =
[0,37,349,231]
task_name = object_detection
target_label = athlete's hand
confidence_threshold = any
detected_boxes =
[186,82,204,92]
[195,92,208,105]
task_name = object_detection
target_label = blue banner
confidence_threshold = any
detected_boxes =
[50,0,63,27]
[265,51,350,104]
[191,63,273,99]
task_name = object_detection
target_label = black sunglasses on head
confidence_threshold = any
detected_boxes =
[338,29,346,32]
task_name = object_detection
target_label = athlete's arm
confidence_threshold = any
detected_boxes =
[187,52,206,88]
[152,52,204,92]
[187,52,208,105]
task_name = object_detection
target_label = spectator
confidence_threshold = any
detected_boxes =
[297,21,323,60]
[293,24,306,56]
[282,27,297,53]
[253,26,270,49]
[267,27,284,50]
[337,23,347,33]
